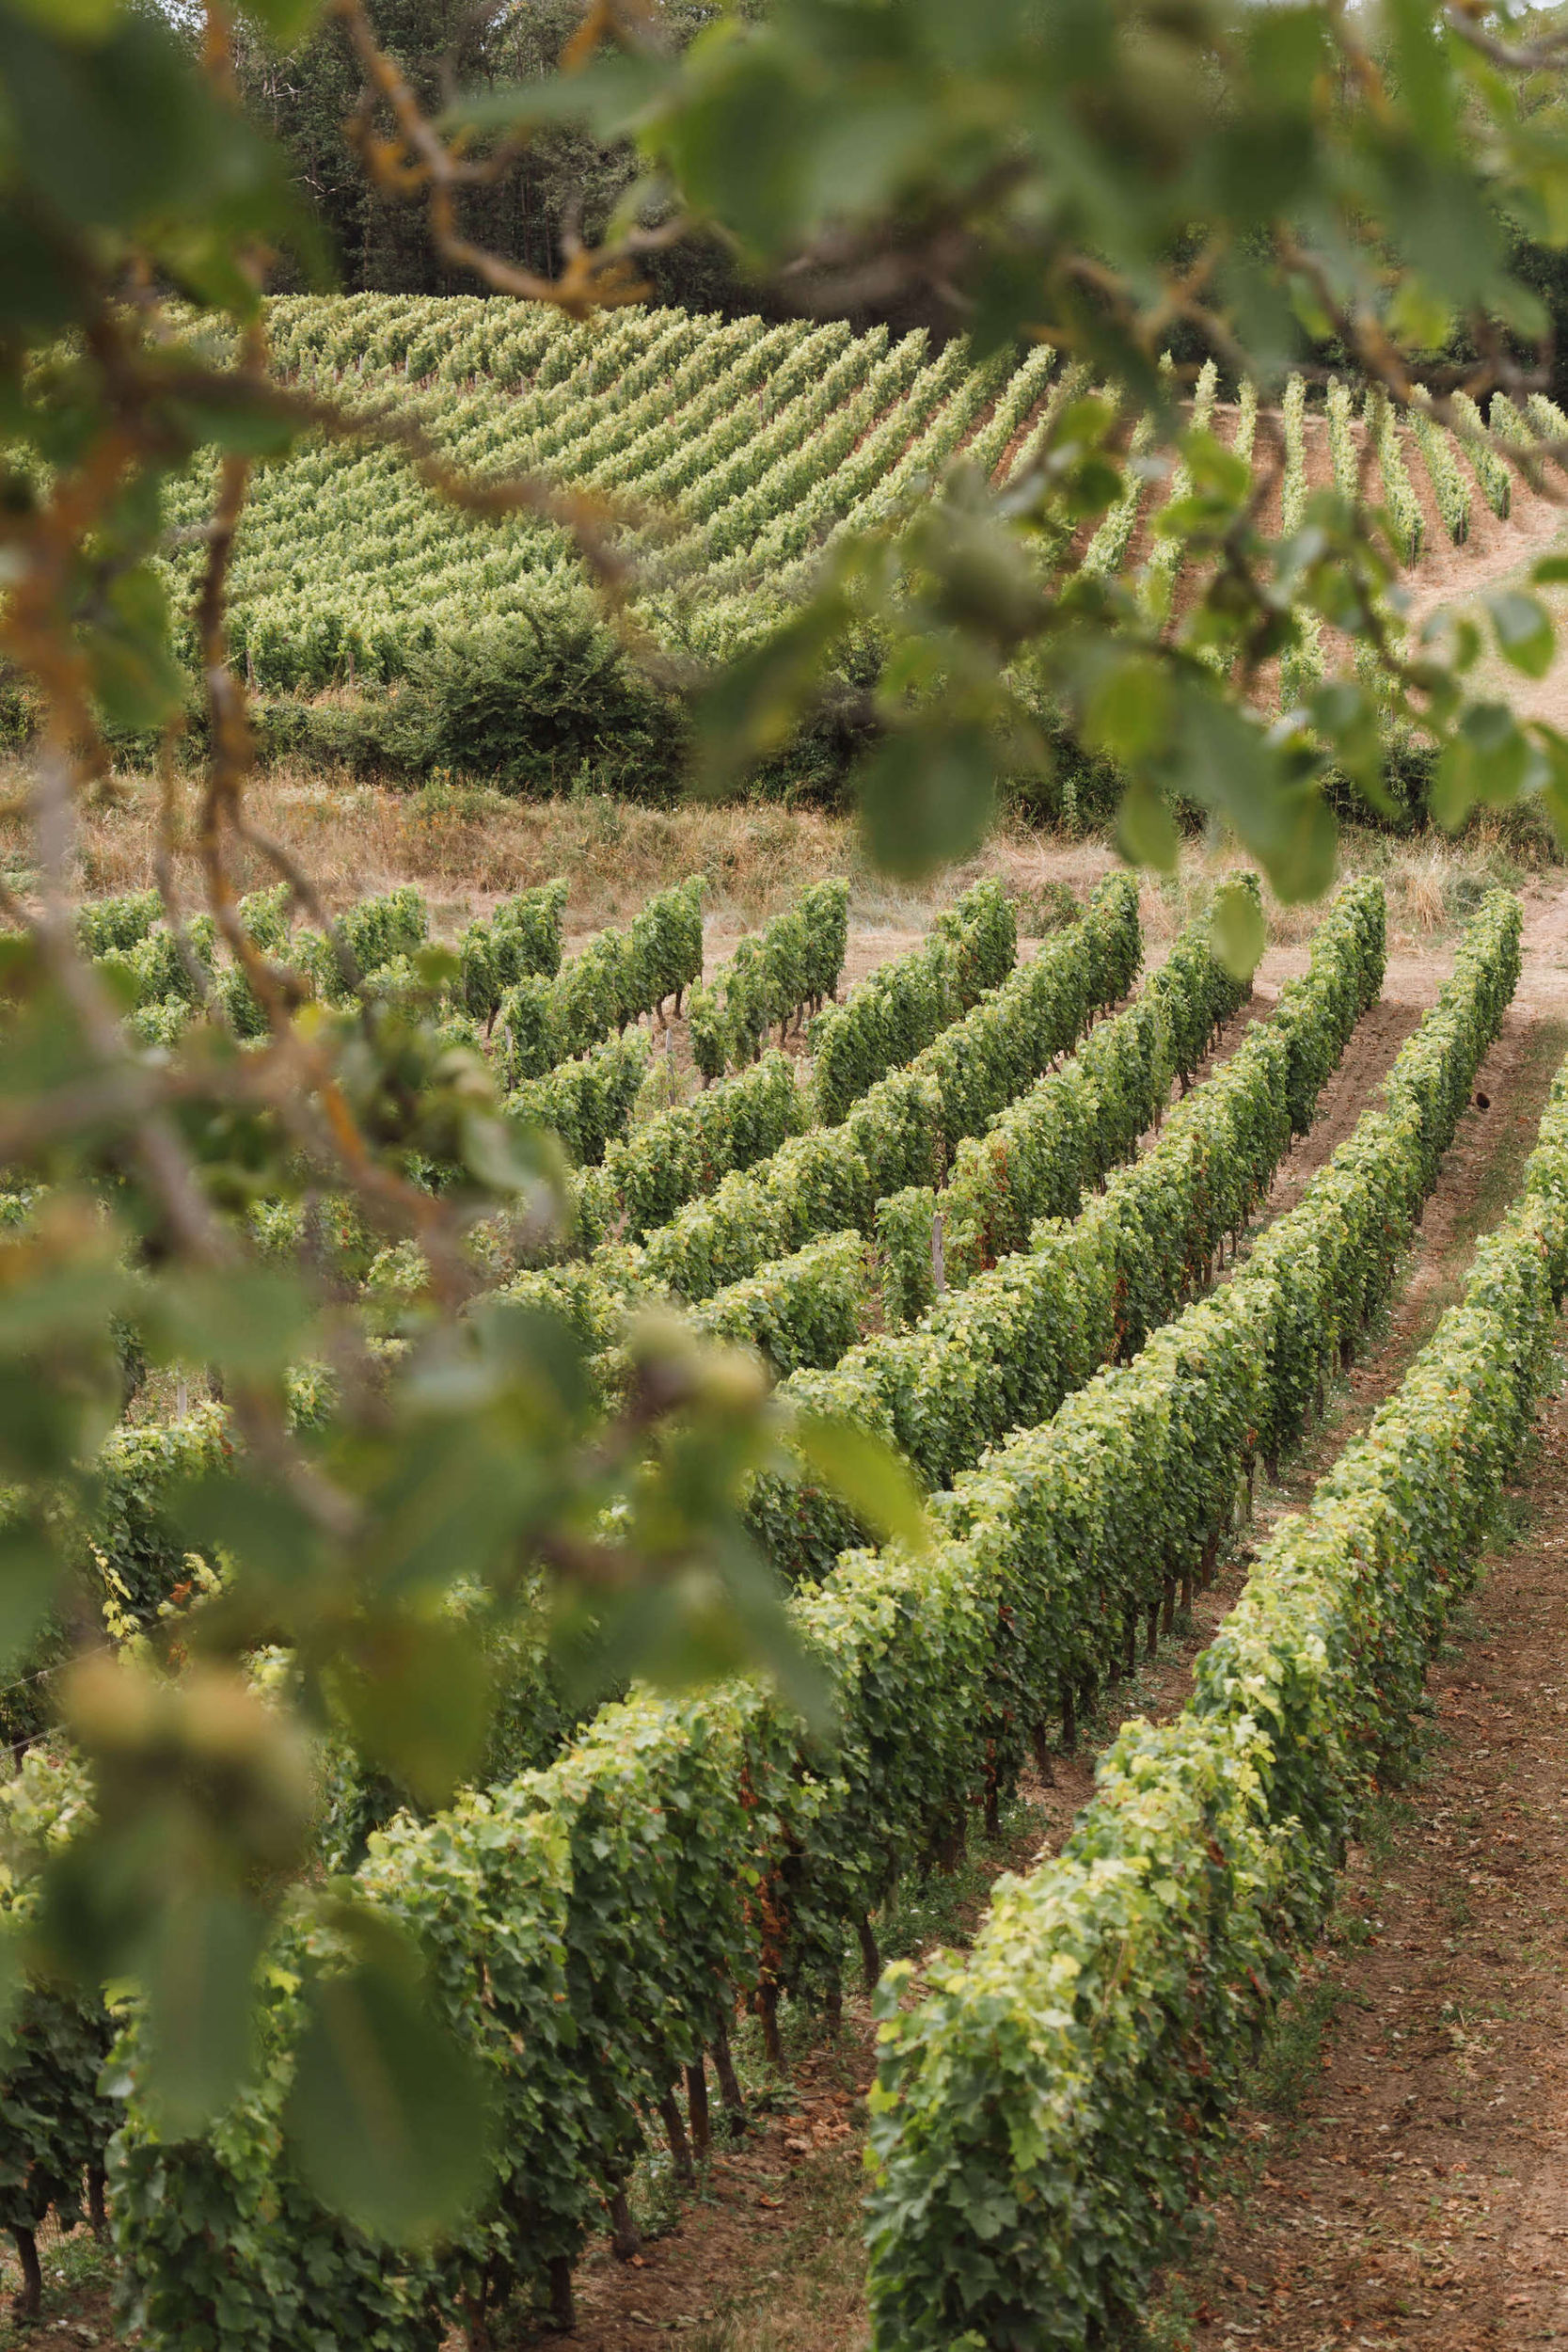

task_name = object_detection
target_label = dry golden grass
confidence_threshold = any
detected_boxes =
[0,756,1552,957]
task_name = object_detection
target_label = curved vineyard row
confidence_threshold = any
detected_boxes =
[865,897,1544,2352]
[72,893,1511,2351]
[154,296,1542,731]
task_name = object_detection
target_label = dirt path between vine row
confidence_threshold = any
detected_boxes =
[1166,1369,1568,2351]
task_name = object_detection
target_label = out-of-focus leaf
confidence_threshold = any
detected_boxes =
[0,1518,59,1674]
[167,1469,323,1597]
[1117,774,1180,873]
[1181,429,1252,505]
[793,1415,929,1558]
[694,587,853,795]
[1432,700,1530,828]
[1487,590,1555,680]
[1210,877,1267,981]
[327,1615,493,1809]
[1085,656,1174,769]
[149,1265,313,1377]
[857,725,996,881]
[284,1954,495,2243]
[442,54,672,140]
[0,1921,22,2055]
[142,1889,267,2137]
[5,0,118,32]
[658,41,816,260]
[242,0,328,47]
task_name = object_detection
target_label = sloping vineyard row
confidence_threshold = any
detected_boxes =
[154,296,1538,707]
[866,894,1544,2352]
[44,879,1461,2349]
[0,873,1101,1780]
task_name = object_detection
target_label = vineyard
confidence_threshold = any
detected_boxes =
[150,296,1568,792]
[17,5,1568,2347]
[7,843,1568,2352]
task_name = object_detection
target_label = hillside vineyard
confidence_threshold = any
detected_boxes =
[13,866,1558,2352]
[158,297,1554,704]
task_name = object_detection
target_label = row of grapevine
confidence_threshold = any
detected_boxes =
[863,895,1532,2351]
[1143,356,1219,616]
[686,879,848,1080]
[805,881,1017,1124]
[571,876,1138,1297]
[159,295,1553,742]
[0,883,1047,1691]
[87,882,1402,2347]
[1365,386,1425,560]
[1450,387,1513,516]
[1409,386,1473,543]
[585,891,1247,1406]
[753,875,1383,1578]
[496,877,705,1080]
[576,876,1015,1246]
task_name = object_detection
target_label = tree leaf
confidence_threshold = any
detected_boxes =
[1487,590,1555,680]
[0,1518,59,1674]
[857,725,996,882]
[327,1615,494,1810]
[142,1889,267,2137]
[284,1955,495,2244]
[149,1265,313,1378]
[793,1415,929,1557]
[1117,774,1180,873]
[1209,879,1267,980]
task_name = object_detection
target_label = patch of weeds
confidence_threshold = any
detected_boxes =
[1253,1962,1345,2119]
[1012,878,1078,934]
[0,2228,113,2352]
[874,1793,1048,1968]
[405,771,510,825]
[1362,1792,1416,1865]
[1125,2272,1203,2351]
